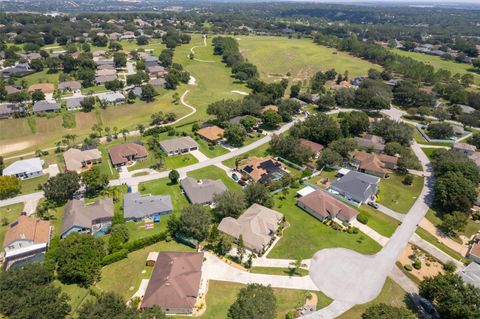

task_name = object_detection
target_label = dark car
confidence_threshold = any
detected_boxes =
[367,201,379,209]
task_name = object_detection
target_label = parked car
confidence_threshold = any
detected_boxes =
[238,179,246,186]
[367,201,379,209]
[231,173,239,181]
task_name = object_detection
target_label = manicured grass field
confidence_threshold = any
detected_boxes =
[97,241,194,300]
[0,203,24,243]
[238,36,382,83]
[197,138,230,158]
[268,188,382,259]
[391,48,480,85]
[17,69,60,88]
[337,278,410,319]
[357,205,400,238]
[163,153,198,170]
[19,175,48,195]
[250,266,309,277]
[187,165,241,192]
[139,177,190,218]
[377,173,424,214]
[175,280,332,319]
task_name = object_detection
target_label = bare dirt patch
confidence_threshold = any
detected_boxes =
[398,244,444,281]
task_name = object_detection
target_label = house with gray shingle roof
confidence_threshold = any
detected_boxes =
[180,177,227,205]
[33,100,61,113]
[61,198,114,238]
[0,103,26,119]
[159,136,199,156]
[328,170,380,205]
[65,97,85,110]
[123,192,173,221]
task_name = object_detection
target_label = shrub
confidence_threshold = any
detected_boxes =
[301,169,313,178]
[404,264,413,271]
[443,261,457,273]
[357,213,368,224]
[101,249,128,266]
[286,311,295,319]
[403,174,414,185]
[413,259,422,270]
[124,231,167,252]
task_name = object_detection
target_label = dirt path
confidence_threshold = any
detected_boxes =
[419,218,468,255]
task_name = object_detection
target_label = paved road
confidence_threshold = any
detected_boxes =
[0,192,44,207]
[375,203,405,222]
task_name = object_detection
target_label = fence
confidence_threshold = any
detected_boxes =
[416,124,472,144]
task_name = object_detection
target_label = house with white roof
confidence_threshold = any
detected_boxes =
[3,158,44,179]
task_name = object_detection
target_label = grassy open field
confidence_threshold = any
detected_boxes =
[268,188,382,259]
[337,278,410,319]
[377,174,424,214]
[174,280,332,319]
[238,36,382,83]
[391,48,480,86]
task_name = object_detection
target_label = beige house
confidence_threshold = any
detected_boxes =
[218,204,284,253]
[63,148,102,173]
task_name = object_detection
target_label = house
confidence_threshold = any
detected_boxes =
[196,125,224,143]
[5,85,21,95]
[328,170,380,204]
[239,157,288,184]
[33,100,61,113]
[290,98,308,107]
[3,158,44,179]
[95,75,117,85]
[108,143,148,167]
[146,65,167,77]
[296,186,316,197]
[300,139,324,158]
[351,76,365,87]
[352,151,398,178]
[451,125,465,136]
[260,104,278,113]
[96,60,115,67]
[92,50,106,58]
[58,81,81,92]
[229,115,249,125]
[0,63,32,77]
[60,198,114,238]
[458,261,480,289]
[0,103,26,119]
[28,83,55,94]
[149,78,166,88]
[452,143,476,157]
[65,97,85,110]
[467,236,480,264]
[297,190,359,223]
[3,215,51,270]
[331,81,354,90]
[354,135,386,152]
[159,136,199,156]
[63,147,102,173]
[123,192,173,221]
[180,177,227,205]
[141,251,204,314]
[96,68,117,77]
[218,204,284,253]
[98,92,125,105]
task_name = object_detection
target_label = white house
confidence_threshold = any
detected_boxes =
[3,158,44,179]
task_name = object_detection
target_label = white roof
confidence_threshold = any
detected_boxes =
[3,158,43,176]
[338,168,350,176]
[5,242,47,258]
[297,186,316,197]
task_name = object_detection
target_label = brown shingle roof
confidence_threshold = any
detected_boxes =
[353,151,397,175]
[27,83,54,94]
[3,215,51,248]
[261,104,278,113]
[298,190,358,221]
[141,251,204,310]
[108,143,148,166]
[300,139,324,154]
[196,125,224,142]
[469,242,480,259]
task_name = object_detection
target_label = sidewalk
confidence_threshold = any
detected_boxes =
[419,218,468,256]
[410,234,464,269]
[350,219,390,246]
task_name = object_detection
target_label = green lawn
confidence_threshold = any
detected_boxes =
[425,208,480,240]
[239,36,382,83]
[97,241,194,300]
[187,165,241,192]
[54,281,91,315]
[19,175,48,195]
[176,280,332,319]
[17,69,60,88]
[415,227,467,263]
[421,147,439,160]
[377,174,424,214]
[306,169,339,189]
[268,189,382,259]
[337,278,410,319]
[163,153,198,170]
[357,205,400,238]
[391,48,480,86]
[197,138,230,158]
[250,266,309,277]
[222,143,270,168]
[0,203,24,243]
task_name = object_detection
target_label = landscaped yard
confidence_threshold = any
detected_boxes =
[196,138,230,158]
[337,278,410,319]
[97,241,194,300]
[174,280,332,319]
[163,153,198,170]
[0,203,24,243]
[187,165,241,192]
[357,205,400,238]
[377,173,424,214]
[268,188,382,259]
[250,266,309,277]
[19,175,48,195]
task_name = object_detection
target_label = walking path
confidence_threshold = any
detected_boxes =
[418,218,468,255]
[252,257,311,269]
[375,204,405,222]
[190,149,209,163]
[189,36,216,63]
[409,234,464,269]
[350,219,389,246]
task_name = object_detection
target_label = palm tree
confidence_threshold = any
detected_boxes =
[113,126,118,139]
[120,128,129,141]
[136,124,145,134]
[289,258,307,276]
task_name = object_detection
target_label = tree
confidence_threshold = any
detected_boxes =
[55,233,105,287]
[227,284,277,319]
[261,110,282,129]
[30,58,44,71]
[289,257,306,276]
[104,79,124,92]
[291,113,341,145]
[43,171,81,205]
[168,169,180,184]
[431,149,480,184]
[108,224,129,253]
[113,52,127,68]
[370,119,413,145]
[328,138,357,159]
[224,124,247,147]
[78,292,137,319]
[178,204,211,242]
[141,84,156,102]
[139,307,167,319]
[0,176,21,199]
[136,36,149,45]
[290,82,301,98]
[362,303,416,319]
[434,172,476,213]
[159,49,174,67]
[213,190,246,221]
[31,89,45,102]
[427,122,453,139]
[441,211,468,234]
[340,111,370,136]
[243,183,273,208]
[317,148,343,168]
[108,42,123,51]
[269,135,314,165]
[80,96,95,112]
[0,264,71,319]
[82,167,109,197]
[420,273,480,319]
[240,116,258,132]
